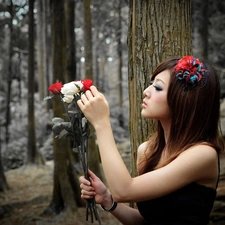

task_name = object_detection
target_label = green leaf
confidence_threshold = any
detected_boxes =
[52,117,65,124]
[52,124,64,135]
[68,109,80,114]
[43,95,54,101]
[58,129,69,139]
[61,122,72,132]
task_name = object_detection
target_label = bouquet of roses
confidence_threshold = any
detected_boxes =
[45,79,101,224]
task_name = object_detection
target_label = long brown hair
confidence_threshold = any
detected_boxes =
[139,56,224,174]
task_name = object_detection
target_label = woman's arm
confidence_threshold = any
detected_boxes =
[111,203,145,225]
[78,86,218,202]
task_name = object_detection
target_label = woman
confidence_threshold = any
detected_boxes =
[78,56,224,225]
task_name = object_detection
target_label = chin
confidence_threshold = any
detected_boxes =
[141,112,148,118]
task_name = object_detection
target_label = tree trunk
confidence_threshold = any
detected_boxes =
[5,0,13,144]
[64,0,76,81]
[128,0,192,177]
[37,0,50,102]
[0,126,8,192]
[199,0,208,60]
[37,0,44,101]
[83,0,93,76]
[27,0,44,165]
[1,0,12,191]
[117,0,124,128]
[43,0,84,218]
[83,0,103,180]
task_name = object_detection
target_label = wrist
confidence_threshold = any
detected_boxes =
[101,192,113,208]
[100,194,117,212]
[94,120,111,132]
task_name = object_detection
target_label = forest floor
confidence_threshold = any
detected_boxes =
[0,160,121,225]
[0,153,225,225]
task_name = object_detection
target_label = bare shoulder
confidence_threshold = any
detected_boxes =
[136,141,148,169]
[126,143,219,201]
[179,144,218,162]
[177,144,218,188]
[137,141,148,155]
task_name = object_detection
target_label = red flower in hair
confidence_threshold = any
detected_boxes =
[48,82,62,94]
[81,79,93,92]
[174,56,206,88]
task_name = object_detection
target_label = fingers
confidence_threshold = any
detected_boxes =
[79,86,100,103]
[88,169,99,182]
[89,85,98,95]
[77,90,93,108]
[80,189,96,199]
[79,175,96,199]
[79,175,91,185]
[85,89,94,100]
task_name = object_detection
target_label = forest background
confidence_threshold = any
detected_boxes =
[0,0,225,225]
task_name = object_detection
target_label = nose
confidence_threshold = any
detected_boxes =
[143,86,151,98]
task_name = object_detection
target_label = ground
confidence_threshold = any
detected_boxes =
[0,154,225,225]
[0,161,120,225]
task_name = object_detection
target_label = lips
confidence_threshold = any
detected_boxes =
[142,100,147,108]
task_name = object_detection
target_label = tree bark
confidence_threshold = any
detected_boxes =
[27,0,44,165]
[83,0,103,180]
[117,0,124,128]
[43,0,84,218]
[83,0,93,76]
[37,0,50,101]
[5,0,13,144]
[36,0,44,101]
[199,0,209,60]
[0,126,8,191]
[128,0,192,176]
[64,0,76,81]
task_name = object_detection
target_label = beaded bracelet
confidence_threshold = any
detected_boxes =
[100,196,118,212]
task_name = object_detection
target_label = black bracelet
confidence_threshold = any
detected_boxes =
[100,196,118,212]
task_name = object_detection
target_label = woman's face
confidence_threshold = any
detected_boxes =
[141,70,170,123]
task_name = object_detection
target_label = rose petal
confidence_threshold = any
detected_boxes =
[48,82,62,94]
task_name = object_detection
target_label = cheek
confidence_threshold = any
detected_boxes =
[153,94,167,104]
[155,95,169,113]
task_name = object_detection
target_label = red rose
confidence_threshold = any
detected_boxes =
[48,82,62,94]
[81,79,93,92]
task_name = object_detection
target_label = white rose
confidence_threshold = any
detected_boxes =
[63,94,74,103]
[61,81,83,95]
[75,81,83,90]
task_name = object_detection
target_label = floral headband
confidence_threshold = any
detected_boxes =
[174,56,207,88]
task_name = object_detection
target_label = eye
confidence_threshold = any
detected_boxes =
[149,81,162,91]
[153,85,162,91]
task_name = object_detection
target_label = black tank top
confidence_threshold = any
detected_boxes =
[136,182,216,225]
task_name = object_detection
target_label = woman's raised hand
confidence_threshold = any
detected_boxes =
[77,86,110,129]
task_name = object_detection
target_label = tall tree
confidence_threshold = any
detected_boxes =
[0,127,8,191]
[36,0,49,101]
[83,0,103,180]
[36,0,44,101]
[199,0,208,60]
[117,0,124,128]
[5,0,13,144]
[27,0,44,165]
[193,0,209,60]
[0,0,11,191]
[128,0,192,176]
[64,0,76,82]
[43,0,83,219]
[83,0,93,76]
